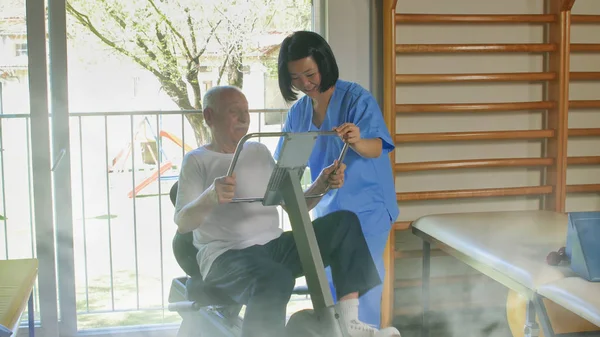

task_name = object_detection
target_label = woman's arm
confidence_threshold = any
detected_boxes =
[333,123,383,158]
[350,137,382,158]
[335,86,395,159]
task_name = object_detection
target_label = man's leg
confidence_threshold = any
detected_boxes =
[267,210,399,336]
[316,211,382,299]
[315,210,400,336]
[202,244,296,337]
[323,210,392,324]
[266,210,381,297]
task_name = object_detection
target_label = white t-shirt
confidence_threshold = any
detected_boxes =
[175,141,283,278]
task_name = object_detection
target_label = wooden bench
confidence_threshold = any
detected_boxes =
[0,259,38,337]
[411,210,599,337]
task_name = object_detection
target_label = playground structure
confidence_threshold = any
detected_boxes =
[108,116,195,198]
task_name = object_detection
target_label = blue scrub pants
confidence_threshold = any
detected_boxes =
[325,207,391,328]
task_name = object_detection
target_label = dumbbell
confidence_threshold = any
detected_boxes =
[546,246,567,266]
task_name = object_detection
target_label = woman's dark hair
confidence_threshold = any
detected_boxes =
[277,31,339,103]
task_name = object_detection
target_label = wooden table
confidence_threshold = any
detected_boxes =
[0,259,38,337]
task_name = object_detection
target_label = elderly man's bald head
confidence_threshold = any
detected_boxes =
[202,85,250,150]
[203,85,245,114]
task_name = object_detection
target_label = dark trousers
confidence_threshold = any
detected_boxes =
[202,210,382,337]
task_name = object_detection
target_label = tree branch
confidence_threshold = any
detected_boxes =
[98,0,162,67]
[182,18,221,108]
[160,79,194,110]
[193,19,221,64]
[66,2,166,82]
[155,24,178,71]
[216,39,238,85]
[212,5,236,27]
[184,19,221,109]
[97,0,128,32]
[146,0,193,60]
[216,53,229,85]
[135,36,158,61]
[186,68,201,109]
[184,7,198,56]
[263,2,278,28]
[154,24,189,106]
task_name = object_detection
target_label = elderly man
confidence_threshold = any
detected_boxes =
[174,85,401,337]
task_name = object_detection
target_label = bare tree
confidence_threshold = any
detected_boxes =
[66,0,220,145]
[66,0,311,146]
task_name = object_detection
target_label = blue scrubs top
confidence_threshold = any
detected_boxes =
[274,79,399,236]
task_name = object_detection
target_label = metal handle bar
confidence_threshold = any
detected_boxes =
[306,141,349,199]
[226,131,337,177]
[226,131,349,203]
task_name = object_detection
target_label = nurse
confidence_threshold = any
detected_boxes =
[273,30,399,329]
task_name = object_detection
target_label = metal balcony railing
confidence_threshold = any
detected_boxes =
[0,108,313,330]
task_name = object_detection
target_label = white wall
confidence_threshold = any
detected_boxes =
[324,0,377,93]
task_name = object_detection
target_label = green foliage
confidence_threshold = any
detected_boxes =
[261,51,280,78]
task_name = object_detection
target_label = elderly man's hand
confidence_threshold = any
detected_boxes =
[213,173,236,204]
[318,160,346,190]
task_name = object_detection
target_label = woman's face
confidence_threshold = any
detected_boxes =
[287,56,322,98]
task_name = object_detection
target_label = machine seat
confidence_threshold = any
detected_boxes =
[169,275,238,307]
[169,275,310,309]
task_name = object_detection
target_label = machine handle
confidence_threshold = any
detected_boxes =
[226,131,338,177]
[226,131,347,203]
[302,142,350,199]
[167,300,200,312]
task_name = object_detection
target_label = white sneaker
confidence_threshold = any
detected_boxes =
[375,326,402,337]
[346,319,378,337]
[346,319,401,337]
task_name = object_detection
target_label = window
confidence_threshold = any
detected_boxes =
[15,43,27,56]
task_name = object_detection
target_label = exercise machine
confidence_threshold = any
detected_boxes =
[169,184,314,336]
[167,131,350,337]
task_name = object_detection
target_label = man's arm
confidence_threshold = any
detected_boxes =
[175,174,235,234]
[303,175,330,211]
[174,184,219,234]
[173,152,236,234]
[279,178,328,213]
[280,161,345,213]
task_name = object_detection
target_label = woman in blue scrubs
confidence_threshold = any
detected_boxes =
[273,30,399,329]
